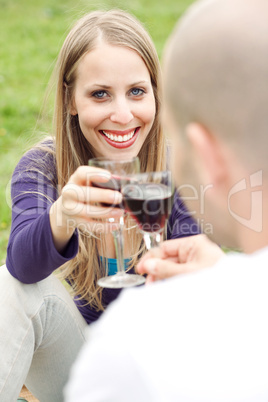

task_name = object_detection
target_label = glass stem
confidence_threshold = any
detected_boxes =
[143,231,161,250]
[112,216,125,274]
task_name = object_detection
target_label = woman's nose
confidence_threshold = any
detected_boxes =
[109,98,134,125]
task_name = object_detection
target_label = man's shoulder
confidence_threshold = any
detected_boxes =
[100,246,268,329]
[83,248,268,402]
[220,246,268,279]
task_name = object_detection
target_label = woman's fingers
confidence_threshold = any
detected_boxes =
[61,193,122,219]
[58,165,125,231]
[62,183,122,207]
[69,166,112,186]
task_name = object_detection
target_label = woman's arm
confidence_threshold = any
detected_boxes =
[6,146,123,283]
[6,148,79,283]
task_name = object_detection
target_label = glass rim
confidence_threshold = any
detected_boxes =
[88,156,139,164]
[124,170,172,178]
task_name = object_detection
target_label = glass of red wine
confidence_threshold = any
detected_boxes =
[88,156,146,288]
[122,171,173,249]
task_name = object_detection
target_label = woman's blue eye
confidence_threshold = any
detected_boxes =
[131,88,144,96]
[93,90,106,98]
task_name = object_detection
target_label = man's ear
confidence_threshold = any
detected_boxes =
[186,123,228,186]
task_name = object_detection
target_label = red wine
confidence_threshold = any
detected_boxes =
[123,183,172,232]
[92,175,128,209]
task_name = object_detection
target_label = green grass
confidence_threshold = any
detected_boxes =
[0,0,195,264]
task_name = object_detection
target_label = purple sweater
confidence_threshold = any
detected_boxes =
[6,146,200,324]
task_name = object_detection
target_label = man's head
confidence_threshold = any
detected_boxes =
[164,0,268,251]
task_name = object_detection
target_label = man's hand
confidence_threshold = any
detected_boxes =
[137,234,225,283]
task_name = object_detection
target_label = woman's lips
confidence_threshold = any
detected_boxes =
[100,128,140,149]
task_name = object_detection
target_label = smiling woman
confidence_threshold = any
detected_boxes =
[0,9,200,401]
[69,43,156,157]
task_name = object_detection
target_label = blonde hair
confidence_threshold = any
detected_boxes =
[48,9,166,310]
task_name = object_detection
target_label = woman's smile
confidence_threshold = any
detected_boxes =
[99,127,140,148]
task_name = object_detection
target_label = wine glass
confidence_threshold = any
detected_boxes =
[122,171,173,249]
[88,156,146,288]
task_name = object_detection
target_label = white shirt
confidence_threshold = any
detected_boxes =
[65,248,268,402]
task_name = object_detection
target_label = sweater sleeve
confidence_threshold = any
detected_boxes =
[6,148,79,283]
[167,191,201,239]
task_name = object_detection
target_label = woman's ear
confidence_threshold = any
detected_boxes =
[64,82,77,116]
[69,102,78,116]
[186,123,228,186]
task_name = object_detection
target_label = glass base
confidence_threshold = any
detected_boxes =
[97,273,145,289]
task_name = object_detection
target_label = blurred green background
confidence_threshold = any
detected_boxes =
[0,0,195,264]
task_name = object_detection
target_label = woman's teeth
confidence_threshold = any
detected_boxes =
[102,129,135,142]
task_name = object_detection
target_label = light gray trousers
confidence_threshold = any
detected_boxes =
[0,265,87,402]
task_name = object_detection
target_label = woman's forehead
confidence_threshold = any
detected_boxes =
[75,44,151,86]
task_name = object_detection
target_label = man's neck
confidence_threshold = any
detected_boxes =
[238,189,268,254]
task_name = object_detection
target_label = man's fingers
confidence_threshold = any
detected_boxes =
[138,235,204,274]
[160,235,202,262]
[139,258,191,280]
[145,274,156,284]
[137,235,225,282]
[137,253,178,274]
[137,248,164,273]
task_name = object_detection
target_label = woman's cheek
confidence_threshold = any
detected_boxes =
[78,108,105,131]
[140,100,156,125]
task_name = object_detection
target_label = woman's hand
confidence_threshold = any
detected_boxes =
[49,166,123,253]
[137,234,225,283]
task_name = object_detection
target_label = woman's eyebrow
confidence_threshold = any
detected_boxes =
[85,80,150,91]
[130,80,149,86]
[86,84,111,89]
